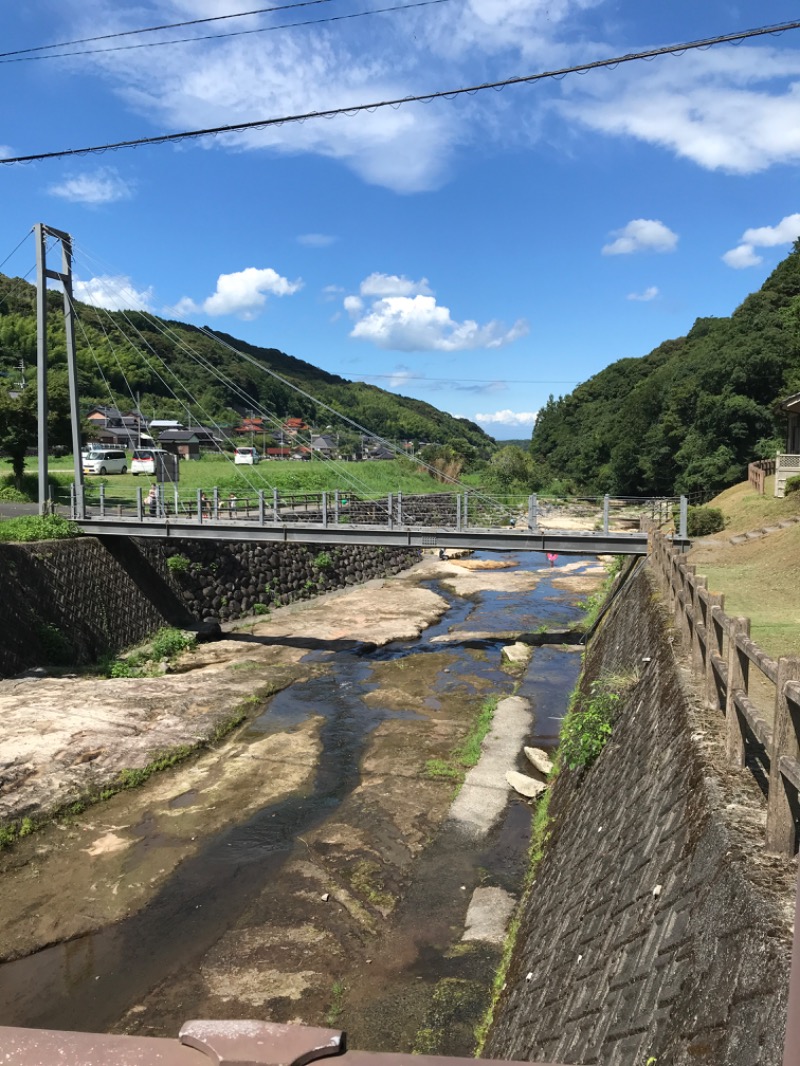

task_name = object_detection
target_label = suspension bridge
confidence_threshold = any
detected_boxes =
[8,224,689,555]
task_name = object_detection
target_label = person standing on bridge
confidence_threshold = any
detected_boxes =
[147,484,158,517]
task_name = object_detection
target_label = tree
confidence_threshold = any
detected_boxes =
[0,388,37,486]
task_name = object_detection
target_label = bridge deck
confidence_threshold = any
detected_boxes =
[74,514,669,554]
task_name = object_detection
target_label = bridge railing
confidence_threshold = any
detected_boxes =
[648,528,800,856]
[63,483,683,535]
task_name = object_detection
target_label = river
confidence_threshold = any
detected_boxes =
[0,550,603,1052]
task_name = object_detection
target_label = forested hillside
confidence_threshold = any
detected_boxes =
[532,242,800,496]
[0,273,493,454]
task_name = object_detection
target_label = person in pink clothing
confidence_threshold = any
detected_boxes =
[546,552,558,567]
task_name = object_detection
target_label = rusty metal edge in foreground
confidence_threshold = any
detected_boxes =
[0,1021,567,1066]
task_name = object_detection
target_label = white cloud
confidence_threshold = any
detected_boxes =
[475,409,538,426]
[742,213,800,247]
[74,274,153,311]
[47,168,134,205]
[174,267,303,320]
[347,290,528,352]
[0,145,12,159]
[722,244,763,270]
[559,47,800,175]
[722,212,800,269]
[627,285,659,302]
[602,219,677,256]
[360,273,433,298]
[388,365,413,389]
[297,233,337,247]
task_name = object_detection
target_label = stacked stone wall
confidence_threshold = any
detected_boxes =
[139,540,421,623]
[0,538,421,676]
[485,562,795,1066]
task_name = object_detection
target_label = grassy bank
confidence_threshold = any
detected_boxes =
[688,478,800,659]
[1,456,462,504]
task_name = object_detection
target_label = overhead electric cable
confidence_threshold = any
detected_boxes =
[0,1,332,59]
[2,18,799,165]
[0,0,454,64]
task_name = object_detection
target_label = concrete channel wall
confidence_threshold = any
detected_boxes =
[0,537,421,677]
[485,562,795,1066]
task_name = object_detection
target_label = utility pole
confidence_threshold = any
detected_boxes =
[35,223,84,517]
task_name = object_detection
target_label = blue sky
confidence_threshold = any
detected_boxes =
[3,0,800,439]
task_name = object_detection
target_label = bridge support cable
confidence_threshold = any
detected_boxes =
[194,323,518,520]
[34,223,85,517]
[68,236,515,519]
[73,292,279,501]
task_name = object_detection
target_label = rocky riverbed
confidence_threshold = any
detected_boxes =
[0,551,605,1050]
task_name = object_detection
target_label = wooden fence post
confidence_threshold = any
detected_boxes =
[705,594,725,712]
[765,656,800,855]
[725,617,750,768]
[691,576,707,676]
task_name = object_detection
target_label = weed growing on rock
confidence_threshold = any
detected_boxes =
[166,553,190,574]
[151,627,197,660]
[324,980,346,1026]
[0,514,81,542]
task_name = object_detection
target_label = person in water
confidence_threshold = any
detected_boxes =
[547,552,558,567]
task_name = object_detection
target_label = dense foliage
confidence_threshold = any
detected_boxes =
[531,243,800,496]
[0,273,494,458]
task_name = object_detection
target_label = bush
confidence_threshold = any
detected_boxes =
[150,627,196,659]
[313,550,333,570]
[166,553,191,573]
[0,515,81,542]
[785,475,800,496]
[685,505,725,537]
[559,680,619,770]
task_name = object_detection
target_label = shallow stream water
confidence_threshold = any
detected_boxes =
[0,552,593,1041]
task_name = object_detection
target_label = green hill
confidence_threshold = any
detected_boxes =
[531,243,800,497]
[0,273,494,456]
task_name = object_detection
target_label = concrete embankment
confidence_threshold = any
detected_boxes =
[0,536,420,677]
[485,561,796,1066]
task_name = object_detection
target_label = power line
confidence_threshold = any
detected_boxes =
[0,1,332,60]
[0,0,453,65]
[358,373,578,384]
[3,17,799,166]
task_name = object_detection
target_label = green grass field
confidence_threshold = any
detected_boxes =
[1,454,477,505]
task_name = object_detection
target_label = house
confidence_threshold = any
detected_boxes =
[93,425,154,448]
[775,393,800,496]
[158,429,200,460]
[265,447,292,460]
[282,417,310,437]
[310,434,337,457]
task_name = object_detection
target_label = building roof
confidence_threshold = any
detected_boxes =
[781,392,800,413]
[311,435,337,450]
[159,429,200,442]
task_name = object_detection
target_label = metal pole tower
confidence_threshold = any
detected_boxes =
[34,223,85,518]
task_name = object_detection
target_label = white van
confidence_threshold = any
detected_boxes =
[83,449,128,475]
[234,446,260,465]
[131,448,168,475]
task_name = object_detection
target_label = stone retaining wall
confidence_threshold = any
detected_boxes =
[141,540,421,624]
[485,561,795,1066]
[0,538,421,677]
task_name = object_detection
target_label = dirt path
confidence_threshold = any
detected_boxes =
[0,551,603,1046]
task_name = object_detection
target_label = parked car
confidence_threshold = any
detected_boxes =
[82,449,128,475]
[234,446,261,465]
[131,448,168,475]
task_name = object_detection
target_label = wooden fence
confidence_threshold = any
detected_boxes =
[748,458,776,495]
[648,529,800,856]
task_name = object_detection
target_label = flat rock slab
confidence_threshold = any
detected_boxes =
[448,695,532,838]
[506,770,547,799]
[502,642,533,665]
[462,886,517,944]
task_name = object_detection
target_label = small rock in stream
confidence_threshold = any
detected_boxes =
[506,770,547,799]
[523,746,554,776]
